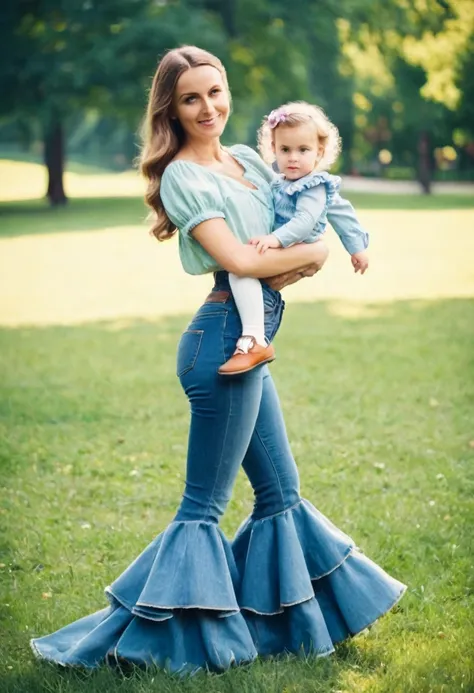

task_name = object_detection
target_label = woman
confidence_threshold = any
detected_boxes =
[31,46,406,675]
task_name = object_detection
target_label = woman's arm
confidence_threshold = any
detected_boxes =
[192,218,328,278]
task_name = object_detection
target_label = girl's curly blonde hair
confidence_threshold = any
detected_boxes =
[258,101,341,172]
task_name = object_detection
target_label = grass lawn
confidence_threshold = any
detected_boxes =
[1,300,473,693]
[0,162,473,692]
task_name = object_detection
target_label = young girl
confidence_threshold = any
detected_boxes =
[219,101,370,375]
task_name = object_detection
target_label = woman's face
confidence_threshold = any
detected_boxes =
[172,65,230,142]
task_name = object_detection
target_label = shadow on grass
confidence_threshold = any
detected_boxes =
[1,193,473,239]
[2,644,380,693]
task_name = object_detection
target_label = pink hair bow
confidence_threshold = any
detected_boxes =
[267,109,288,129]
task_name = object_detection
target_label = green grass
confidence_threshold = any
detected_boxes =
[1,298,473,693]
[0,198,148,238]
[1,192,474,239]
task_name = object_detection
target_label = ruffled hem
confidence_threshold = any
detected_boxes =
[30,521,257,673]
[233,500,355,615]
[106,521,241,617]
[30,605,257,674]
[232,499,407,657]
[30,504,407,672]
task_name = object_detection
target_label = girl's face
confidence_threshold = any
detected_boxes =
[172,65,230,143]
[273,123,324,180]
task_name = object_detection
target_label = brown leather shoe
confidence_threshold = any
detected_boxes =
[218,336,275,376]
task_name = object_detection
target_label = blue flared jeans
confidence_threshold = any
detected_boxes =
[30,271,407,672]
[174,271,300,524]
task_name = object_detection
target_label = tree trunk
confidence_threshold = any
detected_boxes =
[417,130,432,194]
[44,115,67,205]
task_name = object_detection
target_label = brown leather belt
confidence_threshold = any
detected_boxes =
[204,290,230,303]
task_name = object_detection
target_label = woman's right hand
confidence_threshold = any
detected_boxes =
[266,262,322,291]
[266,241,329,290]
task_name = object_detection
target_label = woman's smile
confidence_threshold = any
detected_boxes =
[198,114,221,127]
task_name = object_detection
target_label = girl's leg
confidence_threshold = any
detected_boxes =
[228,273,266,346]
[219,275,275,376]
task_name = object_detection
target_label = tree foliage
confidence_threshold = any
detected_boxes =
[1,0,473,201]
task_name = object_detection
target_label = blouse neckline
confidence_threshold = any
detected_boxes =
[167,147,263,195]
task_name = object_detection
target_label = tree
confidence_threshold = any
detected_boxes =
[340,0,474,191]
[0,0,225,205]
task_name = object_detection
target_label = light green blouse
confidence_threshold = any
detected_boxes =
[160,144,275,275]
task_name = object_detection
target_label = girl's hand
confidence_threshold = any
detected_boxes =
[249,235,282,254]
[351,251,369,274]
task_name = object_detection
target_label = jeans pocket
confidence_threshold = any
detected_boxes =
[176,330,204,377]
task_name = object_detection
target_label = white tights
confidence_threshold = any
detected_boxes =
[228,274,266,346]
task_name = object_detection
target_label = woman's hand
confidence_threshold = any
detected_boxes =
[266,242,329,291]
[265,265,315,291]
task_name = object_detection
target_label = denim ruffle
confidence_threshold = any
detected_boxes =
[30,505,406,672]
[282,171,341,204]
[30,521,258,674]
[233,499,407,657]
[106,521,241,618]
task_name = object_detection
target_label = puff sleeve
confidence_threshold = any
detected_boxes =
[160,162,226,236]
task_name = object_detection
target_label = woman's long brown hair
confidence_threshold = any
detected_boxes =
[139,46,229,241]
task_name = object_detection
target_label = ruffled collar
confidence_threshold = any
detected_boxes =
[274,170,341,196]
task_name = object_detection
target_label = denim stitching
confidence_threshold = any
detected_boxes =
[135,602,240,612]
[205,313,232,522]
[241,590,316,615]
[220,311,228,362]
[254,426,285,510]
[251,499,302,523]
[177,330,203,378]
[131,607,173,622]
[204,380,233,521]
[107,586,241,616]
[310,545,355,581]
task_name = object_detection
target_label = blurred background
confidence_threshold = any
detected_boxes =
[1,0,474,204]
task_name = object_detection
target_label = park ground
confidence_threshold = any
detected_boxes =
[0,159,473,692]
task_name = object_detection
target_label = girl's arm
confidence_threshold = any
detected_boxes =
[326,192,369,254]
[192,218,328,278]
[272,186,327,247]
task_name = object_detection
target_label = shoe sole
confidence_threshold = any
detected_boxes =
[218,357,276,376]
